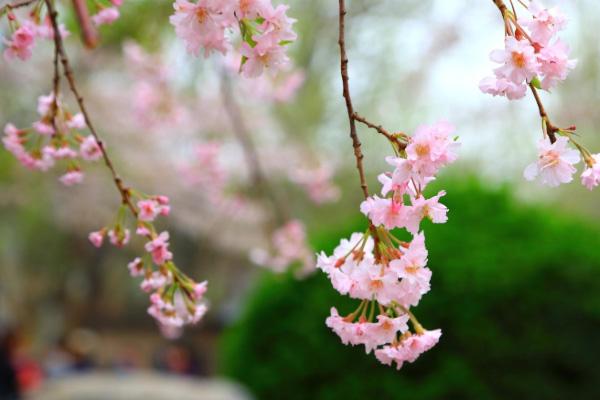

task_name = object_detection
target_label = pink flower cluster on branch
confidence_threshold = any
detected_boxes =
[91,0,123,27]
[250,219,314,277]
[170,0,297,77]
[2,0,208,336]
[2,2,68,62]
[482,0,600,190]
[3,93,94,185]
[330,0,459,369]
[318,122,458,369]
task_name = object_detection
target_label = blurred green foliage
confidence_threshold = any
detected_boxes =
[220,178,600,400]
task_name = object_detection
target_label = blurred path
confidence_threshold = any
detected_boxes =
[26,372,251,400]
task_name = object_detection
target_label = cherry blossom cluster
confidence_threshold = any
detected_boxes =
[479,0,575,99]
[289,164,341,205]
[250,219,314,277]
[2,0,210,337]
[3,93,100,186]
[170,0,297,77]
[481,0,600,190]
[88,192,208,332]
[2,4,68,62]
[318,121,459,369]
[122,41,191,132]
[91,0,124,27]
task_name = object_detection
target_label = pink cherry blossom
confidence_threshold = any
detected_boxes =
[192,280,208,299]
[67,113,86,130]
[490,37,540,84]
[317,233,375,295]
[32,121,55,136]
[479,75,527,100]
[537,39,577,90]
[519,0,567,46]
[127,257,144,277]
[137,199,161,222]
[390,233,431,306]
[240,39,289,78]
[524,137,580,187]
[326,308,410,354]
[250,220,314,276]
[3,21,36,61]
[375,329,442,369]
[145,231,173,265]
[47,146,78,160]
[36,17,70,39]
[169,0,231,57]
[141,271,171,292]
[289,165,340,204]
[258,3,297,42]
[390,233,430,286]
[148,289,207,327]
[37,93,55,116]
[360,196,406,230]
[92,7,120,26]
[350,262,400,305]
[88,230,105,248]
[136,224,151,236]
[407,122,458,167]
[59,170,84,186]
[235,0,267,19]
[108,227,131,247]
[581,154,600,190]
[79,136,102,161]
[404,191,448,234]
[156,195,171,216]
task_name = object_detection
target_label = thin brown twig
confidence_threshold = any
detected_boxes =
[338,0,369,200]
[352,112,406,150]
[0,0,38,14]
[338,0,383,259]
[220,71,287,224]
[48,37,60,135]
[45,0,138,217]
[528,83,557,143]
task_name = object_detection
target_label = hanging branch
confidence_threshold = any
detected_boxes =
[338,0,370,200]
[45,0,137,217]
[0,0,38,15]
[338,0,407,194]
[491,0,561,143]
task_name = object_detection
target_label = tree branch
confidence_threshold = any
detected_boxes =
[338,0,370,200]
[353,112,406,150]
[45,0,137,217]
[0,0,38,15]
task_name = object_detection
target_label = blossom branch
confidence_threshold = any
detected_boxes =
[528,83,557,143]
[45,0,137,217]
[40,0,210,332]
[352,112,407,150]
[338,0,370,200]
[0,0,38,15]
[48,34,60,134]
[483,0,600,187]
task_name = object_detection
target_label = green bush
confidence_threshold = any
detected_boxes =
[220,179,600,400]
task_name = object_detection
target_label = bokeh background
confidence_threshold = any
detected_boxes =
[1,0,600,399]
